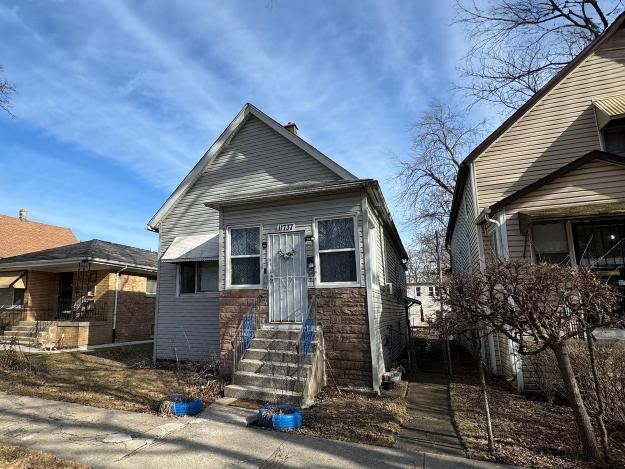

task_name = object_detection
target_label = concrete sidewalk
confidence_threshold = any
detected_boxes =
[0,393,508,468]
[396,371,465,457]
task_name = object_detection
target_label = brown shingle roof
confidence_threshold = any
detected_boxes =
[0,213,77,259]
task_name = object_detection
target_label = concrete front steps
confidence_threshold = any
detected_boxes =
[1,320,53,347]
[224,325,315,405]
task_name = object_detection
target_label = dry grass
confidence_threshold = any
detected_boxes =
[450,361,625,468]
[0,442,88,469]
[0,344,224,413]
[296,383,409,447]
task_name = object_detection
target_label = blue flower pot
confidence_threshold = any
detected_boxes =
[168,394,203,416]
[258,404,303,431]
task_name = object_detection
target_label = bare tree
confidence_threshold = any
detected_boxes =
[396,102,485,230]
[0,66,15,116]
[484,260,622,462]
[456,0,624,110]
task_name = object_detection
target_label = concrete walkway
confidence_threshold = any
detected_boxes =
[396,371,465,457]
[0,393,509,468]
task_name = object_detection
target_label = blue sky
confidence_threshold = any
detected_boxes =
[0,1,470,250]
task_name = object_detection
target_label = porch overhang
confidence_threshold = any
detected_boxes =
[161,233,219,263]
[518,202,625,235]
[0,271,26,289]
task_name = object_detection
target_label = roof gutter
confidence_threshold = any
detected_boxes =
[0,257,156,273]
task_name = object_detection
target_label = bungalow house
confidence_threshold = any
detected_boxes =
[447,12,625,392]
[0,240,157,348]
[0,209,77,259]
[148,103,409,403]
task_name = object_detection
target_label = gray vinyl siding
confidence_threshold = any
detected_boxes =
[368,208,408,375]
[155,115,345,361]
[449,171,481,274]
[221,192,365,289]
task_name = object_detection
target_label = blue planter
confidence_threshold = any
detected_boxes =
[168,395,203,416]
[258,404,303,431]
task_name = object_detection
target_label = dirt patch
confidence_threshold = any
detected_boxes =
[296,383,409,447]
[0,442,88,469]
[450,361,625,468]
[0,344,224,414]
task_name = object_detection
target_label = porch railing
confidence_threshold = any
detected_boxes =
[56,300,107,322]
[295,295,317,382]
[231,294,265,383]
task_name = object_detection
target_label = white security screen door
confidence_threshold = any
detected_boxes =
[268,231,307,322]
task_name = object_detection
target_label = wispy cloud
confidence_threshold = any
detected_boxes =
[0,0,471,244]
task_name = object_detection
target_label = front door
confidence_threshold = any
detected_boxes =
[268,231,307,322]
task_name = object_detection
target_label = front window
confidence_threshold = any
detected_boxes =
[573,219,625,269]
[229,227,261,286]
[317,217,358,283]
[532,222,570,265]
[0,288,24,307]
[179,261,219,294]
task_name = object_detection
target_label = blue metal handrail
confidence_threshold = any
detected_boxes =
[295,296,317,382]
[231,294,264,383]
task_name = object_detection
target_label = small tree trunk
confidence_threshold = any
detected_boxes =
[472,333,494,453]
[586,333,610,463]
[551,342,602,461]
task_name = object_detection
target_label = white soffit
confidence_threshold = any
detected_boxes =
[162,233,219,263]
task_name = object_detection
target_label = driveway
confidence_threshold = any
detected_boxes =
[0,393,508,468]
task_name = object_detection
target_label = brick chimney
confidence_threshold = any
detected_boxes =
[284,122,298,135]
[18,208,28,221]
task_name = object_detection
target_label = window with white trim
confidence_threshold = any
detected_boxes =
[229,227,261,286]
[146,276,157,295]
[317,217,357,283]
[179,261,218,294]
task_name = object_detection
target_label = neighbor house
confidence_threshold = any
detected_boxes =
[148,103,409,403]
[447,12,625,392]
[0,240,157,348]
[406,283,439,331]
[0,209,77,259]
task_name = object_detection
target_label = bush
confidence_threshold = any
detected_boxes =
[530,339,625,429]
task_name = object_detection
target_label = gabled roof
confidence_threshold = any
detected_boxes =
[446,11,625,246]
[0,213,77,259]
[488,150,625,213]
[148,103,357,231]
[0,239,157,272]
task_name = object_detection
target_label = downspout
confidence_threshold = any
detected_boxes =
[112,266,128,343]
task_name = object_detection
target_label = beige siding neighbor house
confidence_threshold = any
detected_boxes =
[447,12,625,392]
[149,104,409,404]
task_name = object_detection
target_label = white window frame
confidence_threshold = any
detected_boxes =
[226,225,263,289]
[145,276,157,297]
[314,215,361,288]
[177,261,219,296]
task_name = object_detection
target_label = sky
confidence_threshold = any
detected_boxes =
[0,0,471,250]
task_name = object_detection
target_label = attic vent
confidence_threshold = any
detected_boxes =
[284,122,298,135]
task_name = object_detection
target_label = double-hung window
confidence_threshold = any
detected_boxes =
[229,227,261,286]
[0,288,24,307]
[179,261,218,294]
[317,217,358,284]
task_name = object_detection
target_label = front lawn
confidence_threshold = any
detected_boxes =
[0,343,224,413]
[450,361,625,468]
[0,442,88,469]
[296,383,409,447]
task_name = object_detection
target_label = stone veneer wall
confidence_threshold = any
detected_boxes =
[219,289,267,376]
[219,287,373,390]
[310,287,372,389]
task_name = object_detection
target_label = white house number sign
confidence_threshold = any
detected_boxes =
[275,223,295,232]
